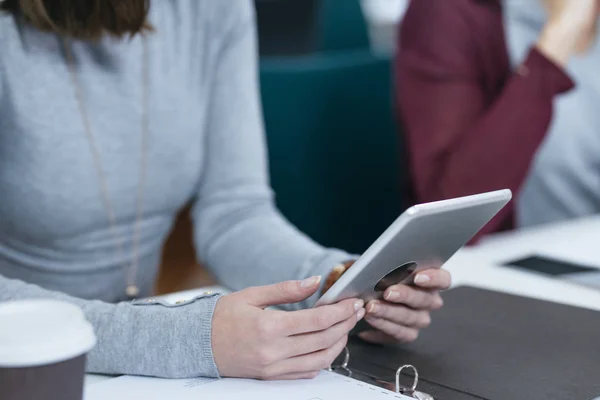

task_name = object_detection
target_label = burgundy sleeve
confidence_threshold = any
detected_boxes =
[395,0,574,239]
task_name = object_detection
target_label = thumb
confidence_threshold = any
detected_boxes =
[242,276,322,308]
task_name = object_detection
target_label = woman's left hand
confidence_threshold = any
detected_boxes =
[358,269,451,344]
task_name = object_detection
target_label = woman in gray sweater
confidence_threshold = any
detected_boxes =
[0,0,450,379]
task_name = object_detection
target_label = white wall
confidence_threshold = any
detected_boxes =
[360,0,410,55]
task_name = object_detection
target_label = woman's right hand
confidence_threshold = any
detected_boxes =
[211,277,365,380]
[537,0,600,66]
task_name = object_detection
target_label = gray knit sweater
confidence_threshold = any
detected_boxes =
[0,0,350,378]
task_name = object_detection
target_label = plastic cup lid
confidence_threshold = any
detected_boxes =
[0,300,96,367]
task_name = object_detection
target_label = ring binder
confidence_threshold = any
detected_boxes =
[329,347,434,400]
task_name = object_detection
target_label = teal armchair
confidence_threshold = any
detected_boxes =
[260,50,411,254]
[319,0,370,51]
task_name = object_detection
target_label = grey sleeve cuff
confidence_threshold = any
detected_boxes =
[86,293,223,379]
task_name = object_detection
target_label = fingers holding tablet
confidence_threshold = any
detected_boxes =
[413,268,452,290]
[380,285,444,310]
[365,302,431,328]
[358,271,448,345]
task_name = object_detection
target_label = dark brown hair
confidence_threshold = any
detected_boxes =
[0,0,152,40]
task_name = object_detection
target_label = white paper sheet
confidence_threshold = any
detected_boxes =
[85,370,413,400]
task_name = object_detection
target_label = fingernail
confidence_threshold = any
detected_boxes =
[354,299,365,311]
[384,291,396,301]
[367,302,377,314]
[356,308,366,321]
[414,274,430,285]
[300,276,322,288]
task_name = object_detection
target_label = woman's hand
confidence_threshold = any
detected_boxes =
[537,0,600,66]
[212,277,365,380]
[359,269,451,344]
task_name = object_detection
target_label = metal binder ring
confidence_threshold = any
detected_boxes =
[327,347,351,376]
[340,346,350,369]
[395,364,419,393]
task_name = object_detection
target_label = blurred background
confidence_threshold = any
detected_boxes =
[157,0,411,294]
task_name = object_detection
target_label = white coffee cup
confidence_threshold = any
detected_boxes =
[0,299,96,400]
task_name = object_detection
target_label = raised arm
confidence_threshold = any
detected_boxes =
[396,0,574,236]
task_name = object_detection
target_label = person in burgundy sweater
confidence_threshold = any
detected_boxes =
[396,0,600,239]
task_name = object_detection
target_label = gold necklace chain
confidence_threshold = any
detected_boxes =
[63,36,149,300]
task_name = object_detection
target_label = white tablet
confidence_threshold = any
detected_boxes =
[315,189,512,306]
